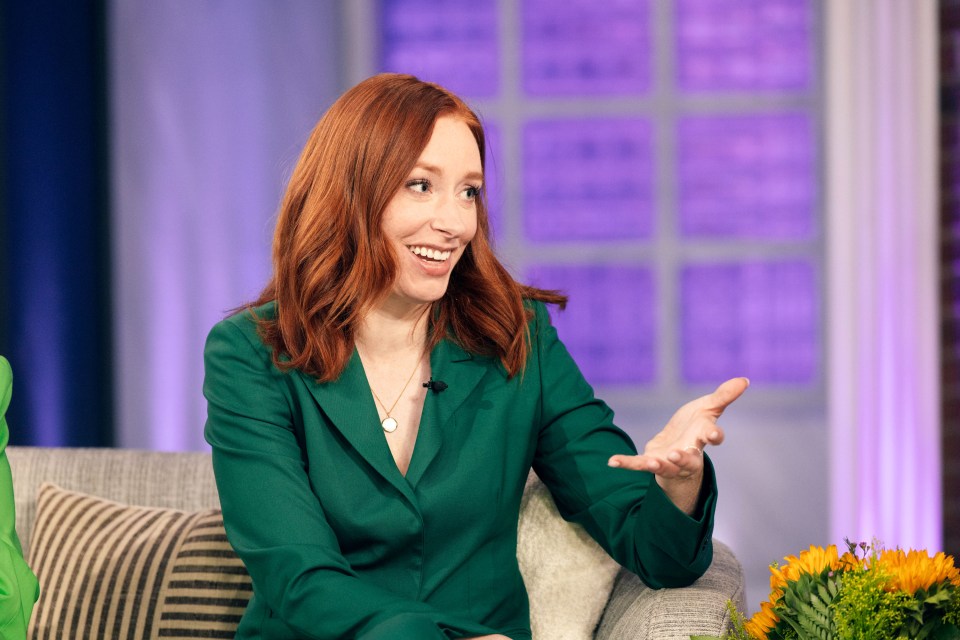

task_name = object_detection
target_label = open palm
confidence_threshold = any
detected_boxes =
[608,377,749,512]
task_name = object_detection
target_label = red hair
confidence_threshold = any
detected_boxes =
[250,73,565,381]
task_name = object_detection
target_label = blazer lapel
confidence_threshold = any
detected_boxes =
[296,350,417,505]
[405,339,491,488]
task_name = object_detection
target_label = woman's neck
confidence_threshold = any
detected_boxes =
[355,302,430,361]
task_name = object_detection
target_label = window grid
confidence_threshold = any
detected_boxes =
[376,0,824,412]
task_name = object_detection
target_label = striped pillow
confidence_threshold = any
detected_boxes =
[27,483,252,639]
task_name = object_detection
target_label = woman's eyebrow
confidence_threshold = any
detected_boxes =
[413,162,483,183]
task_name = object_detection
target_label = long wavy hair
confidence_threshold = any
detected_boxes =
[250,73,565,382]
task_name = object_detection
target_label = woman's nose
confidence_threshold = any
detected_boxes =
[431,194,468,236]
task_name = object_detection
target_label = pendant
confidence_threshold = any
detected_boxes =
[381,417,399,433]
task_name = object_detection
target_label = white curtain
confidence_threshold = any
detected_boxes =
[825,0,941,549]
[109,0,342,450]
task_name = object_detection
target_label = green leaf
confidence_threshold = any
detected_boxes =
[926,591,953,606]
[816,582,837,606]
[932,624,960,640]
[827,577,840,599]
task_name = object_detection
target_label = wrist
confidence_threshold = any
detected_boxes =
[655,473,703,516]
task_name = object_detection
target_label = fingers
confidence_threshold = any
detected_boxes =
[608,449,703,477]
[702,423,725,447]
[707,377,750,414]
[681,422,724,451]
[608,377,745,476]
[607,454,652,471]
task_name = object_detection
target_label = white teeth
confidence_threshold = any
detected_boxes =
[409,246,451,261]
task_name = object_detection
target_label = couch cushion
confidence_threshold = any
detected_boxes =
[27,483,250,640]
[8,447,221,559]
[518,475,620,640]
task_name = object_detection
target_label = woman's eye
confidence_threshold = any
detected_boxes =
[463,185,481,200]
[406,179,430,194]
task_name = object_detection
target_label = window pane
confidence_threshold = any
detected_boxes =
[380,0,499,98]
[528,264,657,385]
[676,0,814,92]
[523,118,654,242]
[681,260,818,384]
[678,113,817,239]
[522,0,652,96]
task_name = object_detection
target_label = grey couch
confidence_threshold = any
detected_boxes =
[8,446,745,639]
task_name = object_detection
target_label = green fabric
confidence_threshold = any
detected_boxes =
[0,357,39,637]
[204,301,716,640]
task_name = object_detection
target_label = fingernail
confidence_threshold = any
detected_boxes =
[668,451,681,462]
[743,377,751,386]
[608,459,620,468]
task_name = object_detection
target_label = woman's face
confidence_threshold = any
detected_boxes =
[380,115,481,312]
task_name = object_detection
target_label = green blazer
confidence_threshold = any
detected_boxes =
[204,302,717,640]
[0,357,39,637]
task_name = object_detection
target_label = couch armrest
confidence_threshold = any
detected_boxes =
[594,540,745,640]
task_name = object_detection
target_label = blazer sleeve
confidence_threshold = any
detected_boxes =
[527,302,717,589]
[203,319,496,640]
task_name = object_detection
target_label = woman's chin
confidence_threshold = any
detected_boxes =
[384,282,452,310]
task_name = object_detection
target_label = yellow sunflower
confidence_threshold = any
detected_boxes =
[766,545,841,606]
[874,548,960,594]
[768,564,788,603]
[838,550,864,571]
[781,545,840,582]
[744,600,778,639]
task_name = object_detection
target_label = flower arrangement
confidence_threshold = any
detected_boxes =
[693,540,960,640]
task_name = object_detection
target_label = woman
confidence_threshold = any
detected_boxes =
[0,356,39,637]
[204,74,748,640]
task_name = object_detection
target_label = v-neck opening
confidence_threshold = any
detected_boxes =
[354,347,431,479]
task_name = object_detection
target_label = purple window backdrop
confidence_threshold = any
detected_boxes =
[678,113,816,239]
[377,0,820,394]
[380,0,499,98]
[481,119,503,242]
[676,0,813,92]
[522,0,652,96]
[527,264,656,385]
[681,260,818,384]
[523,118,654,242]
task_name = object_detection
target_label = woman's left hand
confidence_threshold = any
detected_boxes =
[607,377,749,514]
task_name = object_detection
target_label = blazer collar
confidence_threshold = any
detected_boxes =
[297,337,491,500]
[405,339,490,487]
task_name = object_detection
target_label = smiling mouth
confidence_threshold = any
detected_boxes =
[409,245,452,262]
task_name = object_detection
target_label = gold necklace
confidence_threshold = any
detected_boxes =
[368,356,422,433]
